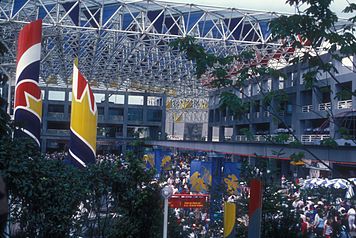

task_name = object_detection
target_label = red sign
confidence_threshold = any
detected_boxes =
[168,194,209,208]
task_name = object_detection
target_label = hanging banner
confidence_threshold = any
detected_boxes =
[190,160,211,193]
[143,152,155,169]
[248,179,262,238]
[224,202,236,238]
[223,162,241,195]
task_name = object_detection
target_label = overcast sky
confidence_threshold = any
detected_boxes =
[162,0,355,17]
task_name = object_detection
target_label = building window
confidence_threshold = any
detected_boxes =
[128,95,144,105]
[108,94,125,104]
[147,109,162,122]
[147,96,162,106]
[94,93,105,103]
[128,108,143,121]
[108,108,124,121]
[48,91,65,101]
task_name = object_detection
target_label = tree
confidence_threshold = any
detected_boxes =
[171,0,356,175]
[171,0,356,236]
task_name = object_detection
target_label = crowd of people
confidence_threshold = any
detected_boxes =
[160,153,213,237]
[291,195,356,238]
[43,151,356,238]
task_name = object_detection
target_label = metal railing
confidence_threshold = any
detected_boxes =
[301,134,330,143]
[47,112,66,119]
[302,105,313,113]
[319,102,331,111]
[46,129,69,135]
[337,100,352,109]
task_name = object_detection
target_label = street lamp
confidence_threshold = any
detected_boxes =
[161,186,173,238]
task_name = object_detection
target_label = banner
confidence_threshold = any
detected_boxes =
[223,162,241,195]
[169,194,209,208]
[14,19,42,146]
[224,202,236,238]
[184,123,203,140]
[190,160,211,193]
[68,58,97,168]
[248,179,262,238]
[143,152,155,169]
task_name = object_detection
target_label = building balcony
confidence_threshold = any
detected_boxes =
[319,102,331,111]
[301,134,330,143]
[254,112,260,118]
[337,100,352,109]
[47,112,66,120]
[46,129,69,135]
[302,105,313,113]
[108,115,124,121]
[263,111,270,117]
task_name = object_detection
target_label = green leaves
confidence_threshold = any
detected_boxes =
[219,92,249,118]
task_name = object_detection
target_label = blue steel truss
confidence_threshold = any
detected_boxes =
[0,0,351,97]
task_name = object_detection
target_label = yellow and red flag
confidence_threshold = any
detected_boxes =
[68,58,97,167]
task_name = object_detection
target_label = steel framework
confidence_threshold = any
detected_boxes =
[0,0,351,98]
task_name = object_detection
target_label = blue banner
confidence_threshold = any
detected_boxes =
[143,152,155,170]
[223,162,241,195]
[190,160,211,193]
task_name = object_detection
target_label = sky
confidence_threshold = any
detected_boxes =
[161,0,355,17]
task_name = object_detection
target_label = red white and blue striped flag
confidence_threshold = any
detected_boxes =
[14,20,43,146]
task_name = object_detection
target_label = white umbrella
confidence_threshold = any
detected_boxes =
[348,178,356,185]
[303,178,323,189]
[328,179,350,189]
[346,185,355,199]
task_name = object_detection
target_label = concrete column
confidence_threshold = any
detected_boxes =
[161,94,167,139]
[143,93,148,123]
[219,126,225,142]
[312,88,319,110]
[123,92,128,140]
[352,78,356,110]
[207,126,213,141]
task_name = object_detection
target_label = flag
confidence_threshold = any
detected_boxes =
[224,202,236,238]
[68,58,97,168]
[248,179,262,238]
[143,153,155,169]
[190,160,211,193]
[223,162,241,195]
[14,19,42,146]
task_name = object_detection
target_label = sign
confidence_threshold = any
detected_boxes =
[168,194,209,208]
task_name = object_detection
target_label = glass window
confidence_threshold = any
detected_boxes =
[147,96,162,106]
[68,92,72,101]
[48,91,65,101]
[108,94,125,104]
[0,87,2,97]
[128,108,143,121]
[94,93,105,103]
[97,107,104,115]
[108,108,124,121]
[48,104,64,113]
[147,109,162,122]
[128,95,144,105]
[41,90,45,100]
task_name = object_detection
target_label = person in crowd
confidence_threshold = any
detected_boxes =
[313,210,324,238]
[324,218,333,238]
[347,205,355,232]
[0,176,7,236]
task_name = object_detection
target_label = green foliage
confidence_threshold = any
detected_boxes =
[0,133,185,237]
[338,127,351,139]
[320,138,338,148]
[289,151,305,162]
[220,92,249,118]
[239,128,254,141]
